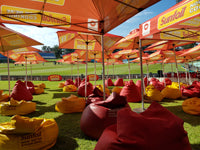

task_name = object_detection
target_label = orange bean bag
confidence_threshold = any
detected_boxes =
[182,97,200,115]
[95,102,191,150]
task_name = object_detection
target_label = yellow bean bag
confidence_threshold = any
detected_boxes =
[112,87,122,94]
[0,98,36,116]
[34,87,44,95]
[161,87,182,100]
[63,85,77,92]
[35,83,46,89]
[96,85,110,96]
[169,82,187,89]
[58,82,65,88]
[145,85,163,102]
[182,97,200,115]
[0,115,59,150]
[55,94,85,113]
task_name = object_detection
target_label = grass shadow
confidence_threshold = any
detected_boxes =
[53,92,78,99]
[164,105,200,126]
[190,144,200,150]
[32,100,47,105]
[47,89,63,92]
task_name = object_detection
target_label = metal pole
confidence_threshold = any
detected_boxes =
[94,54,96,87]
[113,64,115,80]
[30,62,32,81]
[128,57,131,80]
[173,46,180,90]
[25,56,27,87]
[7,51,10,95]
[184,62,188,83]
[101,34,106,100]
[85,39,89,99]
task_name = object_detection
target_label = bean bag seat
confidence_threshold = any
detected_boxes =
[145,85,163,102]
[120,80,141,102]
[162,78,172,86]
[35,83,46,89]
[192,81,200,88]
[25,81,35,94]
[82,76,90,82]
[11,80,33,101]
[114,78,124,86]
[80,92,129,139]
[78,82,93,97]
[112,87,122,95]
[95,102,191,150]
[105,78,114,87]
[86,87,104,106]
[150,80,165,91]
[0,90,9,102]
[55,94,85,113]
[0,115,58,150]
[64,79,74,86]
[144,77,149,86]
[63,84,77,92]
[169,82,187,89]
[182,97,200,115]
[58,82,65,88]
[96,85,110,96]
[0,98,36,116]
[161,87,182,99]
[34,87,44,95]
[74,77,81,87]
[181,85,200,98]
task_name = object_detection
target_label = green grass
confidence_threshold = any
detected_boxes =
[0,61,185,76]
[0,80,200,150]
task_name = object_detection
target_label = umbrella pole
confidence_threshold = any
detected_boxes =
[94,54,96,87]
[7,51,10,95]
[107,59,109,80]
[162,60,166,87]
[173,46,180,90]
[185,62,188,84]
[146,62,149,85]
[71,64,73,80]
[101,34,106,100]
[85,40,89,100]
[113,64,115,80]
[128,57,130,80]
[30,62,32,81]
[77,62,79,86]
[133,39,144,113]
[25,56,27,87]
[188,63,191,84]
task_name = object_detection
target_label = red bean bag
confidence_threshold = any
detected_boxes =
[11,80,33,101]
[120,80,141,102]
[74,77,81,87]
[78,82,93,97]
[136,80,142,96]
[82,76,90,82]
[80,92,129,139]
[25,81,35,94]
[162,78,172,86]
[105,78,114,87]
[64,79,74,86]
[192,81,200,88]
[95,102,191,150]
[86,87,104,105]
[144,77,149,86]
[114,78,124,86]
[181,85,200,98]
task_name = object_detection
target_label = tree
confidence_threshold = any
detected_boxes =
[51,45,62,58]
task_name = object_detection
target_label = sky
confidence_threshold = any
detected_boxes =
[4,0,177,50]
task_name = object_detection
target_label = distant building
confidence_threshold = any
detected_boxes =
[39,52,56,59]
[0,54,13,63]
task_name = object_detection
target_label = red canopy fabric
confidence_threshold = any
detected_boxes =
[0,0,160,34]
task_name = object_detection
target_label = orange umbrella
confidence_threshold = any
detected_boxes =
[0,0,160,34]
[0,24,42,94]
[15,51,47,84]
[179,44,200,59]
[0,46,41,61]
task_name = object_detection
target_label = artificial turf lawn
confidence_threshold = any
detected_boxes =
[0,80,199,150]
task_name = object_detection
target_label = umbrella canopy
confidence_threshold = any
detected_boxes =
[179,44,200,58]
[0,46,41,61]
[0,24,42,52]
[140,0,200,42]
[0,0,160,34]
[110,28,159,50]
[144,40,194,51]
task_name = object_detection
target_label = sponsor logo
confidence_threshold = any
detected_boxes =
[48,74,62,81]
[74,39,95,50]
[88,19,98,31]
[1,5,71,27]
[142,21,150,36]
[158,0,200,29]
[32,0,65,6]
